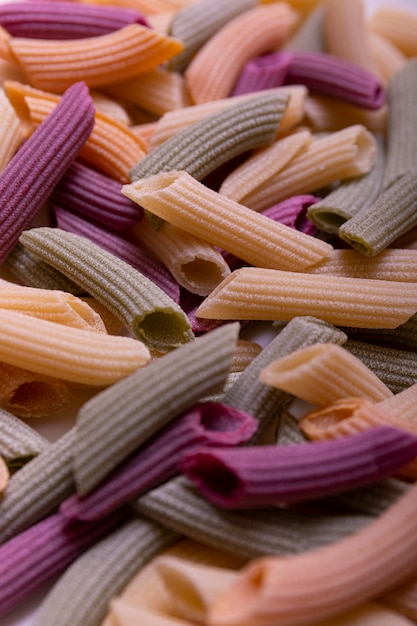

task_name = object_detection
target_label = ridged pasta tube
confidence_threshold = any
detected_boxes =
[18,227,193,352]
[0,407,49,471]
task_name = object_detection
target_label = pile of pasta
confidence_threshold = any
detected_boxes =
[0,0,417,625]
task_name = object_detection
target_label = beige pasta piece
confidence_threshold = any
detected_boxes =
[0,279,107,332]
[324,0,377,73]
[7,24,184,93]
[0,361,72,418]
[369,33,407,85]
[259,343,392,406]
[103,68,189,118]
[150,86,307,150]
[219,130,312,205]
[133,220,230,297]
[0,88,23,172]
[185,3,298,103]
[379,382,417,423]
[0,454,8,494]
[90,91,132,126]
[304,95,387,133]
[304,249,417,282]
[369,6,417,58]
[195,267,417,329]
[240,125,377,211]
[230,340,262,374]
[107,602,192,625]
[123,171,333,272]
[0,309,150,386]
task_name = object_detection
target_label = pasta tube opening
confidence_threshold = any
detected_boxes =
[180,258,229,296]
[134,308,194,352]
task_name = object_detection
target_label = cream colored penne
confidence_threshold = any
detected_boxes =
[239,125,377,211]
[123,171,333,272]
[0,309,150,386]
[369,33,407,85]
[219,130,312,205]
[103,67,189,118]
[304,95,387,133]
[149,86,307,150]
[133,220,230,297]
[185,3,298,103]
[304,249,417,282]
[369,6,417,58]
[324,0,377,73]
[155,557,239,623]
[195,267,417,329]
[0,279,107,332]
[0,88,23,172]
[107,602,193,626]
[208,481,417,626]
[379,382,417,423]
[259,343,392,406]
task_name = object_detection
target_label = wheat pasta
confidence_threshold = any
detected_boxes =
[196,268,417,329]
[8,23,184,93]
[369,32,407,85]
[369,6,417,58]
[239,125,377,211]
[19,227,193,352]
[304,94,387,133]
[123,171,333,272]
[0,87,23,172]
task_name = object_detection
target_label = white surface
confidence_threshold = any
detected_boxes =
[3,0,417,624]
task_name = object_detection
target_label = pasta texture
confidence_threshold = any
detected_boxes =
[123,171,333,272]
[18,227,193,352]
[196,268,417,329]
[369,6,417,57]
[304,94,387,133]
[0,407,49,470]
[0,87,23,172]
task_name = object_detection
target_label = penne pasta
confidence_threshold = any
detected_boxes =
[123,171,333,272]
[0,454,8,495]
[8,24,184,93]
[0,87,23,172]
[0,406,49,471]
[196,268,417,329]
[304,94,388,133]
[369,32,407,85]
[284,4,325,53]
[369,6,417,58]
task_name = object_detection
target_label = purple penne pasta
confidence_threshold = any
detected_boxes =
[54,205,181,303]
[232,52,293,96]
[262,195,321,236]
[285,51,385,110]
[0,2,149,39]
[51,160,144,231]
[180,290,226,334]
[180,426,417,509]
[0,507,127,618]
[0,81,95,264]
[60,402,258,522]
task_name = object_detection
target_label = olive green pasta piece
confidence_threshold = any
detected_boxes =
[33,515,179,626]
[74,322,240,496]
[284,4,325,53]
[0,407,49,472]
[18,227,194,352]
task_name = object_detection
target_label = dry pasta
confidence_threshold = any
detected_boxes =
[0,87,23,172]
[0,407,49,470]
[196,267,417,329]
[369,32,407,85]
[284,4,325,53]
[369,6,417,58]
[304,94,388,133]
[123,171,333,272]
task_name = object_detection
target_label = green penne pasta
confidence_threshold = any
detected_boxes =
[0,428,74,544]
[5,241,85,295]
[308,133,385,233]
[383,57,417,190]
[341,312,417,351]
[134,476,371,559]
[0,407,49,472]
[284,4,325,53]
[129,90,289,185]
[33,515,179,626]
[329,478,410,518]
[18,227,194,352]
[169,0,257,72]
[338,170,417,256]
[74,322,240,495]
[223,316,347,439]
[275,406,308,446]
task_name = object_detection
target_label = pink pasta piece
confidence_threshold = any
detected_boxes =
[52,160,144,231]
[60,402,258,522]
[180,426,417,509]
[180,290,226,334]
[262,194,320,236]
[0,1,149,39]
[232,52,293,96]
[0,507,128,618]
[54,205,181,304]
[0,81,95,263]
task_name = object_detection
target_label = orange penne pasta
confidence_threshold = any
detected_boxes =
[369,6,417,58]
[79,0,193,13]
[185,3,299,103]
[369,32,407,85]
[7,24,184,94]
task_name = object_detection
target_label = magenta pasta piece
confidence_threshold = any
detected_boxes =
[232,51,293,96]
[54,205,181,303]
[60,402,258,522]
[0,1,149,39]
[0,81,95,264]
[0,507,128,618]
[262,194,321,236]
[51,161,144,231]
[180,426,417,509]
[180,290,226,334]
[285,51,385,110]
